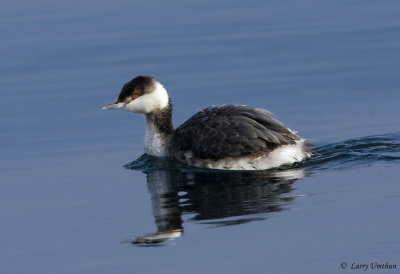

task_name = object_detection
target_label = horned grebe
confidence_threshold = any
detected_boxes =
[103,76,311,170]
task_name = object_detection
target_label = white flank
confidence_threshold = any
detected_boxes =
[187,140,311,170]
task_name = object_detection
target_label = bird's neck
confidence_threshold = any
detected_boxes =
[144,102,174,157]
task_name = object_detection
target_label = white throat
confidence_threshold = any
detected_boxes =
[144,116,170,157]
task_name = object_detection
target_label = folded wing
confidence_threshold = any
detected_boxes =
[170,105,300,159]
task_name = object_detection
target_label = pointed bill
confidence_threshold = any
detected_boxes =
[102,102,124,110]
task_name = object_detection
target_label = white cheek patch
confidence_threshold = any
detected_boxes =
[123,83,169,114]
[124,98,147,113]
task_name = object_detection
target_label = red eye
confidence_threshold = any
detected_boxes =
[132,94,139,100]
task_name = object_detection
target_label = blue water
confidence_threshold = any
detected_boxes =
[1,0,400,273]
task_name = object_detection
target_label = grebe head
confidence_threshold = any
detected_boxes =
[102,76,169,114]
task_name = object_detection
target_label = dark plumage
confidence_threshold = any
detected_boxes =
[169,105,300,160]
[118,76,157,102]
[147,100,174,136]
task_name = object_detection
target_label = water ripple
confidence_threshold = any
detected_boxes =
[125,133,400,245]
[305,133,400,170]
[126,133,400,172]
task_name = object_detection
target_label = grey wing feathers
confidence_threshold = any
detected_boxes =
[170,105,300,159]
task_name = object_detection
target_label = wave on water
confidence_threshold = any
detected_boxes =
[124,133,400,245]
[125,133,400,172]
[305,133,400,171]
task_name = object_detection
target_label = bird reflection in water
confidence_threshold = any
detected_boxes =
[126,156,307,246]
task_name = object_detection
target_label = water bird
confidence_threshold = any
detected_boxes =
[103,76,311,170]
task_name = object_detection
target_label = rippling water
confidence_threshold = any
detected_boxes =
[307,134,400,170]
[128,133,400,172]
[1,0,400,273]
[126,133,400,245]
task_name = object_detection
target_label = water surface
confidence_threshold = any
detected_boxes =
[1,0,400,273]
